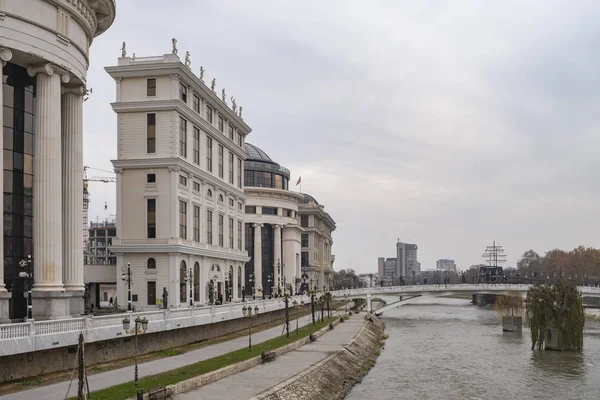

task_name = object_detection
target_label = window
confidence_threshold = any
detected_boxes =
[180,261,187,303]
[244,170,254,187]
[147,199,156,238]
[229,217,234,248]
[147,78,156,97]
[237,221,242,250]
[207,189,212,198]
[147,113,156,153]
[237,158,242,188]
[245,206,256,214]
[228,124,234,140]
[218,116,224,132]
[193,262,200,302]
[300,215,308,227]
[301,251,309,267]
[179,82,187,103]
[147,258,156,269]
[262,207,277,215]
[193,94,200,113]
[147,281,156,306]
[228,151,234,184]
[207,106,213,123]
[228,198,234,207]
[238,202,242,211]
[206,136,213,172]
[237,132,242,147]
[179,175,187,186]
[147,173,156,183]
[218,144,224,178]
[287,210,293,218]
[193,181,200,192]
[193,205,200,242]
[207,210,213,244]
[179,117,187,157]
[301,234,308,247]
[179,200,187,239]
[218,214,224,246]
[274,174,283,189]
[218,194,224,203]
[193,127,200,165]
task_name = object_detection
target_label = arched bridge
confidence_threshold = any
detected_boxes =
[331,284,600,316]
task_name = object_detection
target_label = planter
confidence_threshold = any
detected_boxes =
[545,328,561,350]
[502,316,522,332]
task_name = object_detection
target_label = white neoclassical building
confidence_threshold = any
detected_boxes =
[242,143,303,298]
[0,0,116,320]
[107,48,250,309]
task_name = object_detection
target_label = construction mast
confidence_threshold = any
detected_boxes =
[83,166,116,254]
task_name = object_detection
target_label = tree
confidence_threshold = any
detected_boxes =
[517,250,540,273]
[494,291,524,317]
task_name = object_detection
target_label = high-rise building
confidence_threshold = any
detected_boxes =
[436,259,456,272]
[0,0,116,320]
[397,242,419,278]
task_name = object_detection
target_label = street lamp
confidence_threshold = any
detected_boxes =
[122,316,149,400]
[121,262,132,311]
[266,273,273,299]
[18,255,32,320]
[293,299,303,334]
[283,294,290,338]
[248,272,255,300]
[242,304,260,351]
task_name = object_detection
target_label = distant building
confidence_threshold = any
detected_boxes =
[358,273,377,288]
[436,259,456,273]
[397,242,419,278]
[377,257,398,285]
[84,220,117,309]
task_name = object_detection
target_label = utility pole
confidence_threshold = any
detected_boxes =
[77,333,84,399]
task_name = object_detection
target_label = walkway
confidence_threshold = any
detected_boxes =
[178,316,364,400]
[0,313,322,400]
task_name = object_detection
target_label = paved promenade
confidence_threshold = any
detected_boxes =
[0,313,321,400]
[178,316,364,400]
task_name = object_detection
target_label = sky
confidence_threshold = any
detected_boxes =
[83,0,600,274]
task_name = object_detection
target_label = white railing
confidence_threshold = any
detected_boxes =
[0,321,29,340]
[35,318,85,336]
[130,55,165,64]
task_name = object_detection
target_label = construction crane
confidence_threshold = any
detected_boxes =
[83,166,116,254]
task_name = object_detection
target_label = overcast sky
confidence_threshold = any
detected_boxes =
[83,0,600,273]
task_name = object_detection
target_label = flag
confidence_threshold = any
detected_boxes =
[296,176,301,186]
[104,202,107,210]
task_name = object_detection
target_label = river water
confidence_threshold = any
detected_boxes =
[346,297,600,400]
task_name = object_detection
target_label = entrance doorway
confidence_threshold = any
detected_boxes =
[147,281,156,306]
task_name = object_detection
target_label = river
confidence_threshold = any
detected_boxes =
[346,297,600,400]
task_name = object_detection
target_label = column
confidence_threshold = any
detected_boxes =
[61,87,85,292]
[0,48,12,321]
[115,169,123,235]
[168,167,179,238]
[273,225,282,294]
[253,224,262,297]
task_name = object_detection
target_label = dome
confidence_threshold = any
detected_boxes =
[244,143,275,164]
[301,193,319,205]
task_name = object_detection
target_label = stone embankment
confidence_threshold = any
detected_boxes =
[250,315,386,400]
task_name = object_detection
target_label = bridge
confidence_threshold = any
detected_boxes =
[331,284,600,315]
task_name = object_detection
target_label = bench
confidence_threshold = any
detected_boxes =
[261,350,277,362]
[148,386,173,400]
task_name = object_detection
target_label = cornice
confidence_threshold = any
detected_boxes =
[244,187,304,202]
[109,243,250,262]
[110,99,248,159]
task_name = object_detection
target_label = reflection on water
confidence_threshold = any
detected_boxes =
[346,298,600,400]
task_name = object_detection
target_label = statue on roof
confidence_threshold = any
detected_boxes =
[231,97,237,112]
[200,66,205,82]
[172,38,178,55]
[222,88,226,102]
[121,42,126,57]
[184,51,191,67]
[239,106,243,119]
[211,78,216,92]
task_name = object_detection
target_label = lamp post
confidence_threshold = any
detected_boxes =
[266,273,273,299]
[283,295,290,338]
[122,316,149,400]
[310,290,316,325]
[248,272,255,300]
[242,286,245,302]
[242,304,260,351]
[319,296,324,322]
[344,293,348,314]
[276,260,282,296]
[293,299,303,334]
[18,255,33,320]
[121,262,132,311]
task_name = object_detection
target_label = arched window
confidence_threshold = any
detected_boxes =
[211,264,220,272]
[180,260,187,303]
[237,266,242,298]
[207,189,212,197]
[147,258,156,269]
[219,194,224,202]
[194,262,200,302]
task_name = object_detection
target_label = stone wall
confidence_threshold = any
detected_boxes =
[250,315,386,400]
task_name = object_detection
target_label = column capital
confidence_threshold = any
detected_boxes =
[168,166,180,173]
[252,223,263,228]
[27,63,70,83]
[0,47,13,66]
[169,73,180,81]
[274,224,283,230]
[114,168,123,174]
[114,77,122,83]
[62,86,85,96]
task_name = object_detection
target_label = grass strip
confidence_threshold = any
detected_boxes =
[69,317,336,400]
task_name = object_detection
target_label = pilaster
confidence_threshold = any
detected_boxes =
[253,223,263,297]
[274,225,282,294]
[0,48,12,307]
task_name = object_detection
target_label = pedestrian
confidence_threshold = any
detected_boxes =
[109,297,113,306]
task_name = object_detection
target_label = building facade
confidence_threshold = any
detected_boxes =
[397,241,419,278]
[107,50,250,309]
[436,259,456,273]
[299,194,336,292]
[377,257,398,285]
[84,220,117,308]
[0,0,116,320]
[243,143,303,298]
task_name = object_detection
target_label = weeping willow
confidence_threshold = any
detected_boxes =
[526,281,584,351]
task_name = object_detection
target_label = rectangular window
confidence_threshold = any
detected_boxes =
[147,199,156,238]
[229,124,234,140]
[193,205,200,242]
[245,206,256,214]
[228,151,234,184]
[237,132,242,147]
[262,207,277,215]
[301,234,309,247]
[218,144,224,178]
[301,251,309,267]
[179,200,187,239]
[193,126,200,165]
[179,82,187,103]
[193,94,200,113]
[237,158,242,188]
[193,181,200,192]
[237,221,242,250]
[147,113,156,153]
[218,214,224,246]
[229,217,234,248]
[207,106,213,123]
[301,215,308,227]
[179,117,187,157]
[218,116,224,132]
[238,202,242,211]
[274,174,283,189]
[229,198,234,207]
[179,175,187,186]
[147,78,156,97]
[207,210,213,244]
[206,136,213,172]
[147,173,156,183]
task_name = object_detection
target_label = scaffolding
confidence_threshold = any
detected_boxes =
[83,166,116,255]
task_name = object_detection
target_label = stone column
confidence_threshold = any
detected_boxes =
[27,63,71,318]
[61,87,85,315]
[0,48,12,321]
[168,167,179,238]
[253,224,262,298]
[273,225,282,294]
